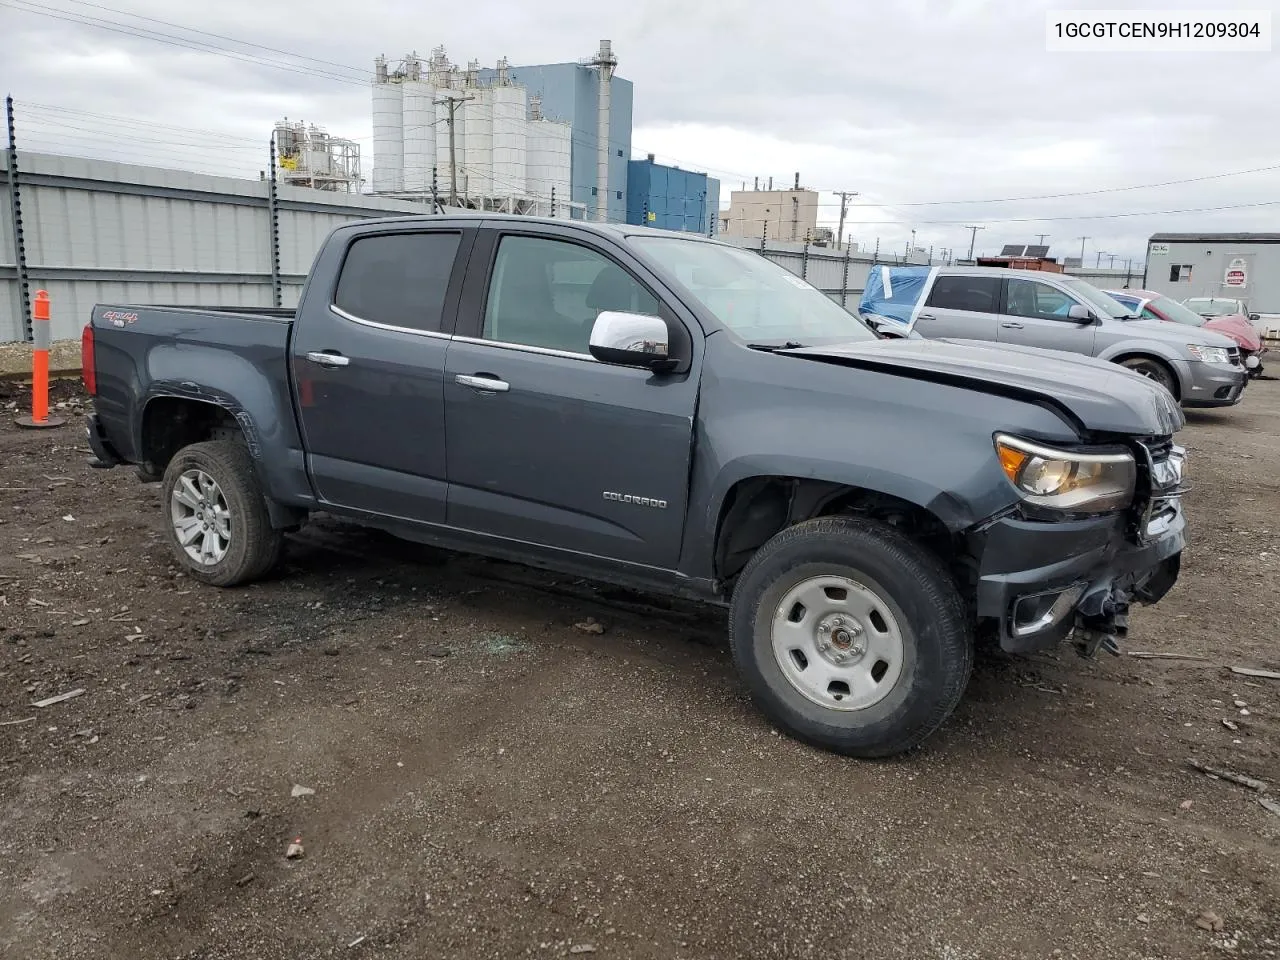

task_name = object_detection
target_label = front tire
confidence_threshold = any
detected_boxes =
[160,440,283,587]
[1119,357,1177,397]
[728,516,972,758]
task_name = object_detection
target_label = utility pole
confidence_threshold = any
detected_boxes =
[1035,233,1049,246]
[835,190,858,251]
[1077,236,1090,264]
[434,91,474,207]
[963,225,984,261]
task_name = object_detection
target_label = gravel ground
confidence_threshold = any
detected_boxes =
[1,377,1278,960]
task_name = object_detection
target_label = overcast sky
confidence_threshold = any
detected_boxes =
[2,0,1278,263]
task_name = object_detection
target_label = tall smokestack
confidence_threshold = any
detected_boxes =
[592,39,616,222]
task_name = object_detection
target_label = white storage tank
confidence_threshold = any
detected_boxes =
[461,87,493,198]
[490,83,526,201]
[371,80,404,193]
[401,79,437,194]
[527,118,572,216]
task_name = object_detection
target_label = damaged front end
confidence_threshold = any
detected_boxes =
[972,436,1188,659]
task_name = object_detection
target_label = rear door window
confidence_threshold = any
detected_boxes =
[334,231,462,332]
[925,275,1000,313]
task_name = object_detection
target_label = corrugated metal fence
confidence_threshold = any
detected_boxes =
[1,151,435,342]
[3,150,1145,343]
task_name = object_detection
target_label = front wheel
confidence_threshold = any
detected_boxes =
[160,440,283,587]
[1119,357,1177,397]
[728,516,973,759]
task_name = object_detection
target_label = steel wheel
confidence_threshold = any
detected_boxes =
[170,468,231,565]
[770,574,905,711]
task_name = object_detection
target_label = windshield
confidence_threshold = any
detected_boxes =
[1152,296,1207,327]
[1185,298,1241,317]
[1058,277,1139,319]
[628,235,878,344]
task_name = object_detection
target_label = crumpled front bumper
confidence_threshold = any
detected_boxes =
[971,504,1185,654]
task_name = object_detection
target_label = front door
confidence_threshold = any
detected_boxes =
[914,273,1003,341]
[290,226,471,522]
[996,276,1097,355]
[443,229,698,570]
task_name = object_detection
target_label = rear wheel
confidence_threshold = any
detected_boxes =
[160,440,283,587]
[1119,357,1176,397]
[728,516,973,758]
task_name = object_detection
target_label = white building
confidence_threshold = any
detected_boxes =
[371,49,575,216]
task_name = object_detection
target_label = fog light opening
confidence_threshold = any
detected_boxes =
[1011,583,1087,638]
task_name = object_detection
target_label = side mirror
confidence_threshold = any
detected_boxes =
[1249,313,1260,322]
[1067,304,1095,323]
[589,310,673,371]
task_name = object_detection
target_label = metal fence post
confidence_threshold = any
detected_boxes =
[267,135,282,308]
[6,96,32,342]
[550,185,556,219]
[841,243,851,308]
[431,166,440,214]
[760,220,768,254]
[801,231,810,280]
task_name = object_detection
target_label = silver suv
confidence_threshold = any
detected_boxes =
[904,267,1247,407]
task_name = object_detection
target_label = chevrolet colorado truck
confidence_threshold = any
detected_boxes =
[81,215,1188,758]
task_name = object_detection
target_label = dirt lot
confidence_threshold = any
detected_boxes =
[1,378,1277,960]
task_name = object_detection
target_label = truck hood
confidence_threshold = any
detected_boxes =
[1118,318,1238,350]
[782,337,1185,436]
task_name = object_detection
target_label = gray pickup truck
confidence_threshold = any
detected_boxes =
[81,214,1188,758]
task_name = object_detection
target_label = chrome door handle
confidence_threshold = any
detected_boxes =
[305,351,349,368]
[916,313,935,321]
[1000,321,1024,329]
[455,373,509,393]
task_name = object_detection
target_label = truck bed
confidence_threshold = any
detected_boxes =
[87,302,300,471]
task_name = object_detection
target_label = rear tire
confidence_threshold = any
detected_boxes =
[728,516,972,759]
[1119,357,1177,397]
[160,440,283,587]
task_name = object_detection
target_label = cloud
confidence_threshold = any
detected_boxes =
[2,0,1277,262]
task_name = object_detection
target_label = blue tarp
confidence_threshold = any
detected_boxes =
[858,266,935,331]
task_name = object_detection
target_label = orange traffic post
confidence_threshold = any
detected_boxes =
[15,290,67,430]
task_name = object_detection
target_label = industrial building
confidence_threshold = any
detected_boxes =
[1143,233,1280,313]
[719,177,821,242]
[372,49,575,217]
[273,119,361,193]
[371,41,629,222]
[478,42,632,224]
[626,155,719,234]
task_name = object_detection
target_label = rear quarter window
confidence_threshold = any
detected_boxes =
[334,231,462,332]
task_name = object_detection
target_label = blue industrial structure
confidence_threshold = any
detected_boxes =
[478,60,633,222]
[626,155,720,234]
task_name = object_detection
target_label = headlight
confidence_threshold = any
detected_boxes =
[1187,344,1231,363]
[995,434,1135,513]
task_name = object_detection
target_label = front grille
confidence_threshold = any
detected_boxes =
[1228,346,1242,366]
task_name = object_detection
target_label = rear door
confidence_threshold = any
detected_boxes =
[442,224,699,570]
[290,224,474,522]
[914,273,1002,341]
[996,277,1097,355]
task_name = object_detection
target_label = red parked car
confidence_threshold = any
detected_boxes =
[1106,289,1267,379]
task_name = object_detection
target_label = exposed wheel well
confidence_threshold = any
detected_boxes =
[1112,353,1180,399]
[713,477,959,589]
[138,398,245,481]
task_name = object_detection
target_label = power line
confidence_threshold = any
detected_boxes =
[53,0,369,76]
[1,0,368,86]
[11,1,1279,223]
